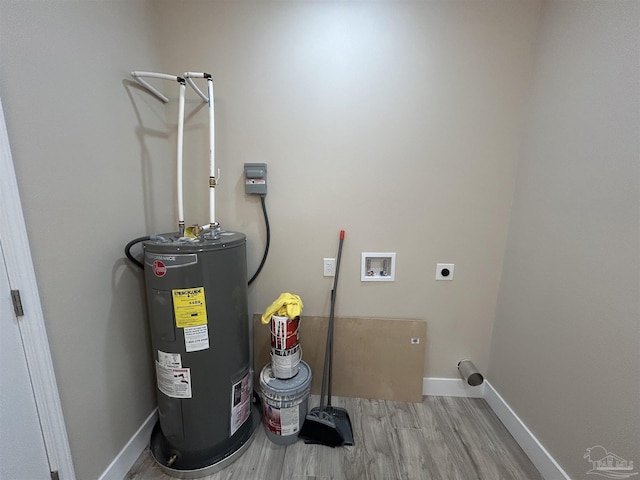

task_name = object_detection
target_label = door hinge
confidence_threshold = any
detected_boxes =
[10,289,24,317]
[50,471,59,480]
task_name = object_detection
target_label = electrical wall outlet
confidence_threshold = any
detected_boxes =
[436,263,455,280]
[323,258,336,277]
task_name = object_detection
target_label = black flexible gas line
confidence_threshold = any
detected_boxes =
[124,236,149,270]
[248,194,270,286]
[124,195,270,285]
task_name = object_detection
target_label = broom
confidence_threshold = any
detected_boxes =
[299,230,354,447]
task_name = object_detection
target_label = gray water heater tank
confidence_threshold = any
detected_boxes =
[143,231,258,477]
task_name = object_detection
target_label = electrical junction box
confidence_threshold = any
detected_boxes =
[244,163,267,195]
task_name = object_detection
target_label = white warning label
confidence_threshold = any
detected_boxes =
[280,405,300,435]
[157,350,182,368]
[184,325,209,352]
[230,372,252,435]
[263,404,300,436]
[156,362,192,399]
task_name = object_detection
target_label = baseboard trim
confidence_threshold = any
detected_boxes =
[422,378,568,480]
[483,381,570,480]
[422,377,485,398]
[98,408,157,480]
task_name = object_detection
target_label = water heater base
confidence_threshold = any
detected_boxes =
[149,407,260,479]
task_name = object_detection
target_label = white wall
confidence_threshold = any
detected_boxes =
[152,0,541,378]
[9,2,634,478]
[489,0,640,477]
[0,1,173,478]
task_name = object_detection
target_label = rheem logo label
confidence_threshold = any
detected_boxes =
[152,260,166,277]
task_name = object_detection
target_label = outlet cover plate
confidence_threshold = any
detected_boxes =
[323,258,336,277]
[436,263,455,280]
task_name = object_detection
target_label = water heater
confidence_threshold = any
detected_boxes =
[143,231,258,476]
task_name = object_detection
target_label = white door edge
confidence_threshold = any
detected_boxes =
[0,97,76,480]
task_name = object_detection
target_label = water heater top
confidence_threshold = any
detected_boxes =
[143,230,246,254]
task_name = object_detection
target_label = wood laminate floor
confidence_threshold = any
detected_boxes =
[126,395,543,480]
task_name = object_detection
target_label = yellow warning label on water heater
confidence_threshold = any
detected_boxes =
[172,287,208,328]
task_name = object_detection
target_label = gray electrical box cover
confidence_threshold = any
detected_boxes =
[244,163,267,195]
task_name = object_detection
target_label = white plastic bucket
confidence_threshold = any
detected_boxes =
[259,361,311,445]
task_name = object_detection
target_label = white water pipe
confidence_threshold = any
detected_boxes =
[184,72,209,103]
[130,71,179,103]
[132,70,217,236]
[184,71,218,231]
[177,79,186,236]
[131,71,188,235]
[207,77,217,230]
